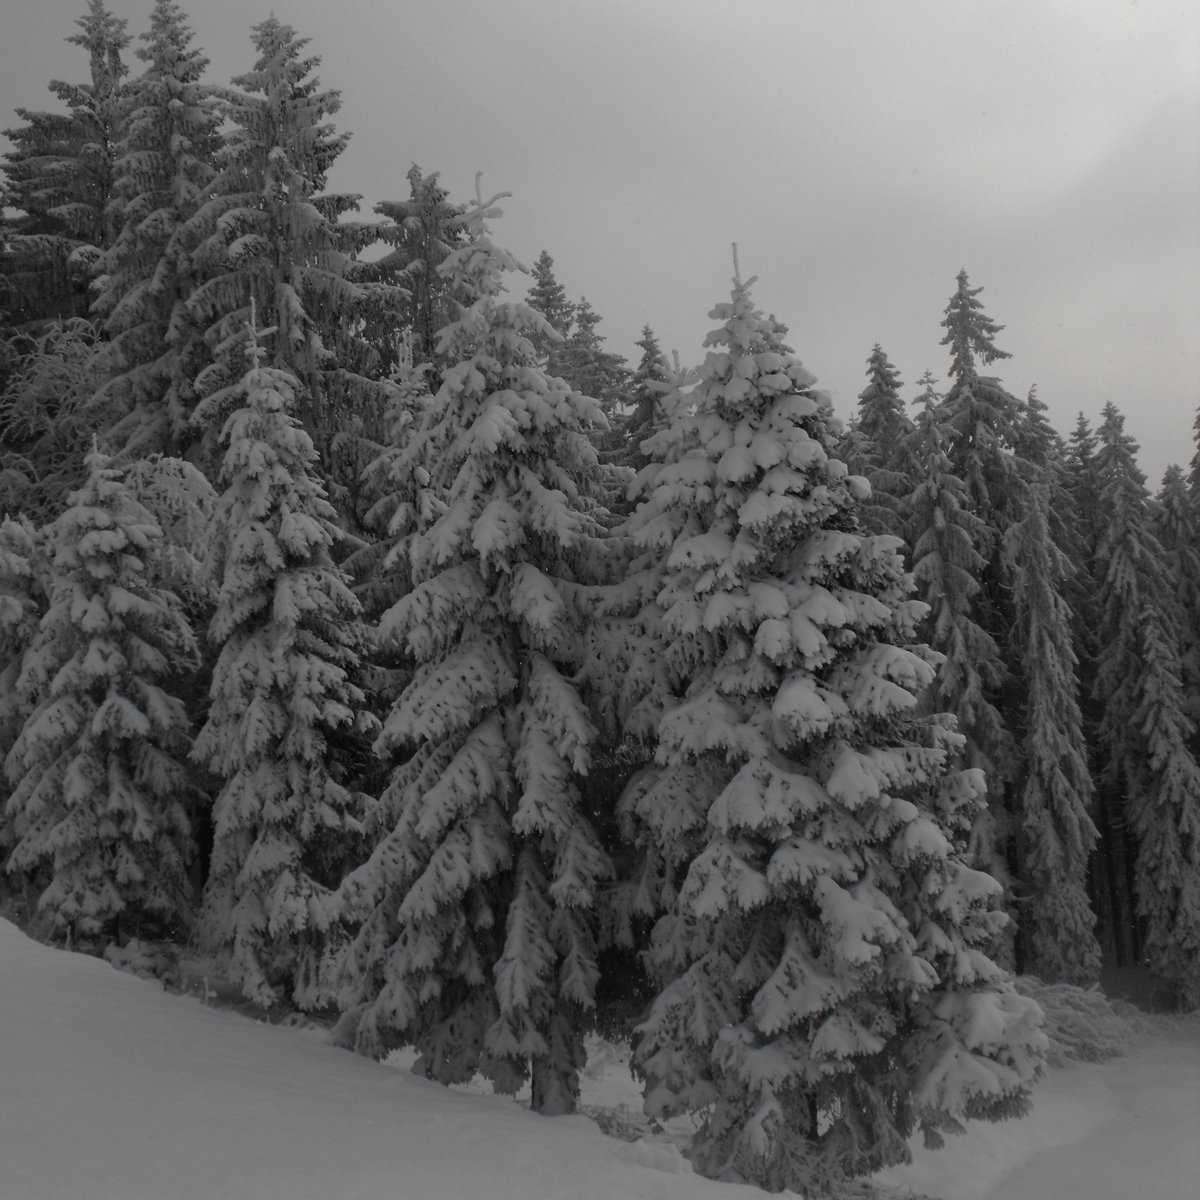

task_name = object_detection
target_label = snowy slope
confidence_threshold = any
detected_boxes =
[0,920,738,1200]
[2,917,1199,1200]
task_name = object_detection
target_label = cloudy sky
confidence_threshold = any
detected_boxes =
[4,0,1198,482]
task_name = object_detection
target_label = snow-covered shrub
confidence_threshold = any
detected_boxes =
[1012,976,1136,1067]
[103,937,179,983]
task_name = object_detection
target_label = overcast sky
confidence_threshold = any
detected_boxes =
[4,0,1198,483]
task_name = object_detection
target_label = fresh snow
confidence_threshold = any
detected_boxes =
[0,919,732,1200]
[878,1027,1200,1200]
[3,918,1199,1200]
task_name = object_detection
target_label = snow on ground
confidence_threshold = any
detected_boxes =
[876,1029,1200,1200]
[2,917,1199,1200]
[0,919,746,1200]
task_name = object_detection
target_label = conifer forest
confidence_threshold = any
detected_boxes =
[1,3,1198,1195]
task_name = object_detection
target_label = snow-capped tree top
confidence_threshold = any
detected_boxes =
[1095,401,1149,502]
[857,344,907,432]
[940,269,1011,382]
[407,177,606,556]
[1015,385,1063,466]
[228,17,345,176]
[631,263,841,578]
[526,249,574,338]
[53,444,166,582]
[65,0,129,88]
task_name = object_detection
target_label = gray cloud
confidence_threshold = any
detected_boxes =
[3,0,1196,480]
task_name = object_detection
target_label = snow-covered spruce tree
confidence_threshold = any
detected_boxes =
[560,296,630,428]
[334,182,613,1115]
[1191,403,1200,507]
[993,389,1100,982]
[1129,606,1200,1010]
[121,455,216,619]
[590,350,702,984]
[1013,387,1076,552]
[1091,404,1200,1007]
[187,16,396,485]
[1063,411,1105,623]
[336,168,464,525]
[368,165,466,384]
[336,337,441,788]
[624,268,1043,1192]
[0,516,42,750]
[1003,476,1100,984]
[0,1,129,326]
[525,249,575,376]
[3,448,197,946]
[1061,412,1126,948]
[933,273,1033,939]
[343,337,440,623]
[0,517,44,899]
[617,324,672,473]
[1153,464,1200,739]
[192,315,375,1010]
[904,376,1012,870]
[842,344,914,538]
[90,0,222,460]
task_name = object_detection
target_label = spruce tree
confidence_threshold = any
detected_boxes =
[848,344,914,537]
[344,338,439,622]
[91,0,222,460]
[1190,404,1200,508]
[1003,477,1100,984]
[525,249,574,374]
[1065,414,1104,564]
[0,1,129,325]
[934,273,1030,928]
[370,164,465,381]
[905,376,1012,869]
[1063,413,1129,963]
[625,268,1043,1192]
[938,271,1026,542]
[0,517,44,897]
[3,448,197,945]
[1091,404,1200,1006]
[619,324,671,469]
[334,182,612,1115]
[1154,465,1200,737]
[192,316,374,1010]
[187,16,394,482]
[993,390,1100,982]
[559,296,630,423]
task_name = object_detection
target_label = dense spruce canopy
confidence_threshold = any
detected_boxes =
[844,344,913,536]
[186,16,395,480]
[2,9,1199,1193]
[1089,404,1200,1006]
[0,1,129,326]
[91,0,221,460]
